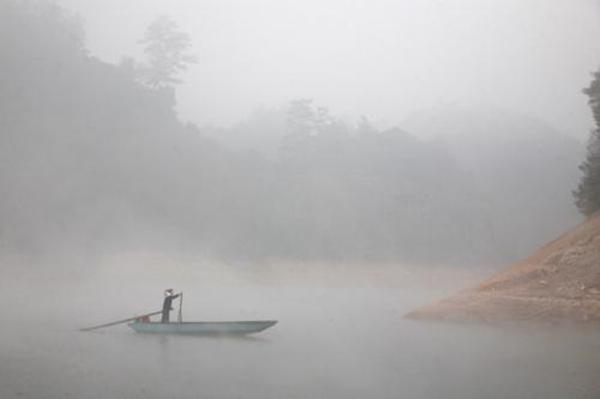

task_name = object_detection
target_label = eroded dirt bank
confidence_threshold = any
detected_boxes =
[407,213,600,325]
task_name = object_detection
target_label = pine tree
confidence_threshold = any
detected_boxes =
[574,68,600,216]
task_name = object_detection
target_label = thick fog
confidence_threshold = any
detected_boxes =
[60,0,600,139]
[2,1,600,398]
[3,257,600,399]
[0,0,589,263]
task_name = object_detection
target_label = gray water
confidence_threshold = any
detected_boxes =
[1,257,599,399]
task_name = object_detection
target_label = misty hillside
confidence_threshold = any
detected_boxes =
[0,1,583,264]
[407,212,600,325]
[402,105,583,259]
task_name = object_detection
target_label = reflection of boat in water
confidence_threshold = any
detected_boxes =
[128,320,278,335]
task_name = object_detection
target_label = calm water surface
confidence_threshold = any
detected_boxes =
[1,262,599,399]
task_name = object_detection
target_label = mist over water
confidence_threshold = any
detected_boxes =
[1,255,600,399]
[2,0,600,398]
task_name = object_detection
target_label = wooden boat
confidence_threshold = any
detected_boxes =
[128,320,277,335]
[81,291,277,336]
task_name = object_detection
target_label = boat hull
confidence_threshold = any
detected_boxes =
[128,320,277,335]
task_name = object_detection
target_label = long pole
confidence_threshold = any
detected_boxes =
[178,292,183,323]
[80,310,163,331]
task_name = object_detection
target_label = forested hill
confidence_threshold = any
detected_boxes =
[0,1,221,255]
[0,1,582,265]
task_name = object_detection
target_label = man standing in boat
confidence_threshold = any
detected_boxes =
[161,289,181,323]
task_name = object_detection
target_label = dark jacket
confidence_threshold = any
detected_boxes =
[161,293,180,323]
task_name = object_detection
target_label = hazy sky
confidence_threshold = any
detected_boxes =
[58,0,600,138]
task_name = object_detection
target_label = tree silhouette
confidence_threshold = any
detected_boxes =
[574,68,600,216]
[139,15,196,88]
